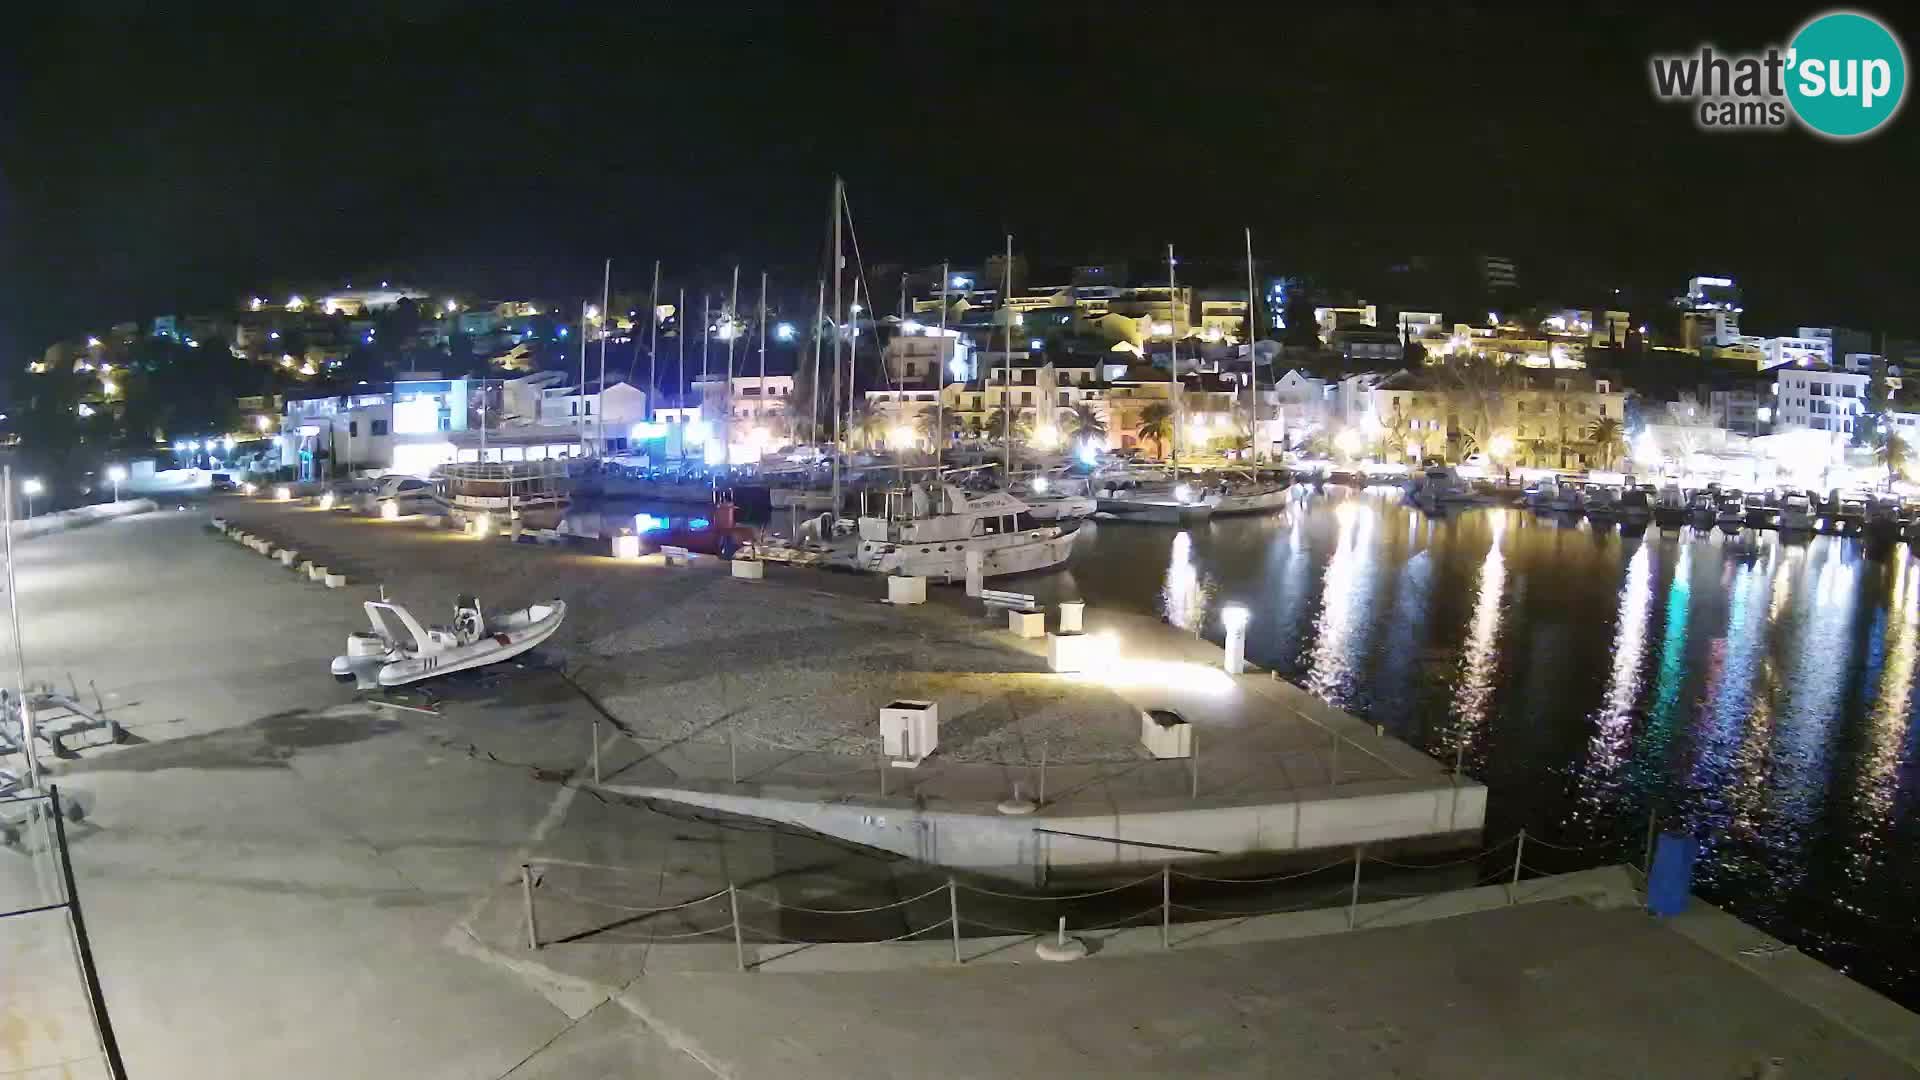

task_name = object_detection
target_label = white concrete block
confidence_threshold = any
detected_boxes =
[1046,632,1100,673]
[1007,609,1044,639]
[661,545,693,566]
[611,534,642,560]
[308,564,328,582]
[1141,710,1193,759]
[323,573,347,589]
[731,558,765,580]
[276,549,298,566]
[1059,600,1085,633]
[880,699,937,764]
[886,575,926,605]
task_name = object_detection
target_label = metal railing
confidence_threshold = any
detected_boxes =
[516,826,1625,971]
[0,786,127,1078]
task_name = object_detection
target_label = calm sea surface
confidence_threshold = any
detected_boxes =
[1027,488,1920,1005]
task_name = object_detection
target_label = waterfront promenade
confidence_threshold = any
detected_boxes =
[1,502,1916,1077]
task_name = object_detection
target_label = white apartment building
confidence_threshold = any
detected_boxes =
[1764,333,1834,368]
[1772,365,1866,437]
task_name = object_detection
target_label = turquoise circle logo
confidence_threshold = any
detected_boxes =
[1787,10,1907,138]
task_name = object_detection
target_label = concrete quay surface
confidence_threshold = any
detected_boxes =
[0,502,1913,1078]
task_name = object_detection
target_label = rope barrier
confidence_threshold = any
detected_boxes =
[1079,904,1167,932]
[589,924,738,943]
[958,871,1161,901]
[536,882,729,915]
[955,916,1045,937]
[741,919,953,946]
[1516,833,1607,853]
[1170,855,1353,884]
[734,883,948,915]
[1166,884,1356,918]
[1364,835,1518,870]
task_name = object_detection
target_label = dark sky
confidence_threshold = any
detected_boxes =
[5,4,1918,359]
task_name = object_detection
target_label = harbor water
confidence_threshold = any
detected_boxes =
[1018,487,1920,1006]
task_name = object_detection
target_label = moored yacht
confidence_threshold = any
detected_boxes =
[1653,483,1688,527]
[1777,490,1815,533]
[835,483,1079,578]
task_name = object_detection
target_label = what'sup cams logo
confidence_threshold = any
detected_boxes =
[1650,10,1907,138]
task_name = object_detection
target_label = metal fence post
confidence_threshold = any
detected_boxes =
[1347,845,1362,929]
[1642,809,1657,875]
[1038,736,1048,807]
[1509,829,1526,904]
[729,883,746,972]
[1330,730,1341,786]
[591,716,601,785]
[879,736,888,798]
[1161,863,1171,950]
[521,863,539,950]
[730,715,739,785]
[948,877,961,965]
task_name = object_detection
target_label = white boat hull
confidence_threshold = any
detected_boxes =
[1210,488,1290,516]
[331,600,566,689]
[845,528,1078,579]
[1025,495,1097,523]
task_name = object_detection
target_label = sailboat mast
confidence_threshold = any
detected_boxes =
[577,300,589,456]
[896,271,906,485]
[936,260,948,472]
[1002,233,1013,480]
[676,287,686,434]
[1168,242,1179,478]
[810,278,824,449]
[725,265,739,468]
[758,270,768,452]
[647,260,661,420]
[702,293,711,458]
[1245,227,1260,464]
[598,257,611,453]
[830,176,844,517]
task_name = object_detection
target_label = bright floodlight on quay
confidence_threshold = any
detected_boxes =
[1173,482,1193,503]
[1333,429,1362,458]
[1031,476,1050,494]
[255,415,271,433]
[106,464,127,502]
[1487,433,1514,460]
[775,322,797,341]
[22,478,42,496]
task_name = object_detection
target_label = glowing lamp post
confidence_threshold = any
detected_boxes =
[106,464,127,503]
[21,477,41,519]
[1221,604,1250,675]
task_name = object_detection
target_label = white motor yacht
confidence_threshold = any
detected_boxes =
[1408,465,1476,511]
[1021,473,1098,524]
[836,483,1079,579]
[1778,490,1815,533]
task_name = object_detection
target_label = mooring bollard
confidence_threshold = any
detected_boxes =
[1221,604,1249,675]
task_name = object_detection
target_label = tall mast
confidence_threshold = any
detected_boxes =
[1244,227,1260,464]
[577,300,589,456]
[1168,242,1179,478]
[701,292,711,431]
[810,278,824,449]
[830,176,844,517]
[647,260,661,420]
[676,287,686,433]
[4,467,37,791]
[598,257,611,453]
[895,271,906,484]
[757,270,768,452]
[725,265,738,468]
[848,276,862,453]
[1003,233,1013,480]
[936,260,948,472]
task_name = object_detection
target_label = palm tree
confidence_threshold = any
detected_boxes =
[1584,416,1624,469]
[849,403,889,449]
[1062,403,1107,444]
[914,408,958,448]
[1135,402,1173,459]
[1878,432,1910,490]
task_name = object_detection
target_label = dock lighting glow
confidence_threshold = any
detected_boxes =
[1077,441,1098,467]
[887,425,914,449]
[100,379,117,396]
[612,533,641,559]
[1221,605,1250,631]
[1031,476,1050,494]
[951,275,971,288]
[633,513,666,533]
[684,420,710,446]
[288,295,306,311]
[1032,424,1060,449]
[223,435,237,452]
[187,440,201,451]
[380,500,400,520]
[1029,338,1044,351]
[629,421,668,441]
[22,478,42,496]
[86,336,102,348]
[1173,483,1193,503]
[274,485,291,502]
[318,491,336,511]
[1221,604,1251,674]
[1758,406,1773,423]
[174,441,187,452]
[255,416,271,433]
[242,482,257,496]
[473,512,492,538]
[1488,434,1514,459]
[446,298,458,312]
[107,465,127,483]
[775,322,797,341]
[1333,429,1362,457]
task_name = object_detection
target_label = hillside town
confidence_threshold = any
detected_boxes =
[12,257,1920,501]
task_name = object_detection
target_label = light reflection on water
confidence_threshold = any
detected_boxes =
[1035,491,1920,1005]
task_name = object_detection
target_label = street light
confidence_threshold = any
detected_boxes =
[21,478,42,519]
[106,464,127,503]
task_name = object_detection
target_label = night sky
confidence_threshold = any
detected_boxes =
[4,5,1917,362]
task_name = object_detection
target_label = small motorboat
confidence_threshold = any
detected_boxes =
[1715,493,1747,530]
[1585,484,1621,522]
[1778,490,1815,533]
[1686,489,1717,526]
[1653,483,1687,527]
[331,595,566,689]
[1743,490,1775,529]
[1617,486,1652,525]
